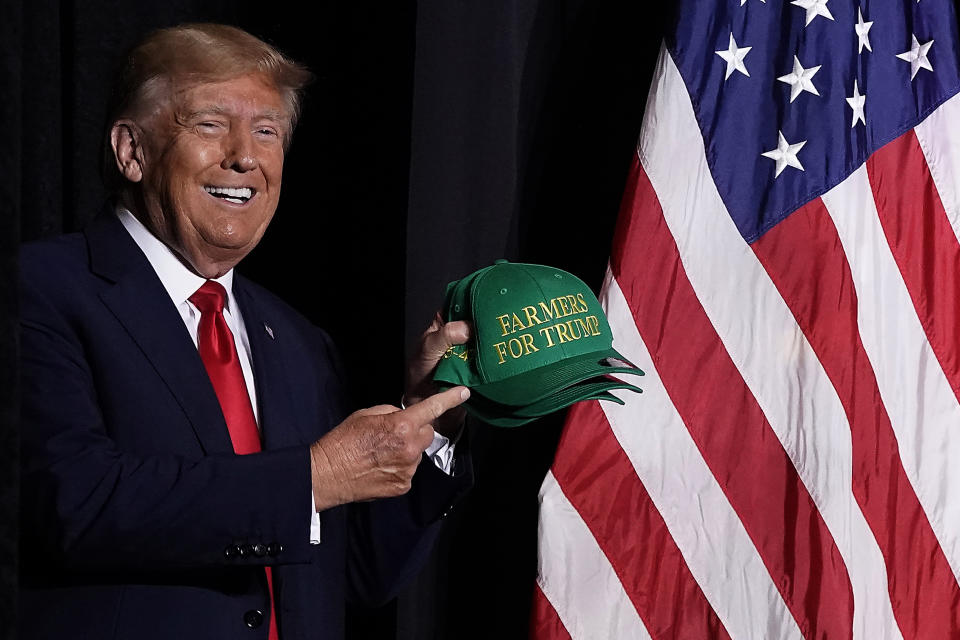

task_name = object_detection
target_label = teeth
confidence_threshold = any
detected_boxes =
[204,186,253,200]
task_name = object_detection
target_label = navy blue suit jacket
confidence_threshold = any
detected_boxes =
[18,211,471,639]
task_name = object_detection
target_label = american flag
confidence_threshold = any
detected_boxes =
[532,1,960,638]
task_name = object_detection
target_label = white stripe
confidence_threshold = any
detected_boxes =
[537,472,651,640]
[915,92,960,247]
[601,274,803,640]
[822,164,960,582]
[637,45,902,639]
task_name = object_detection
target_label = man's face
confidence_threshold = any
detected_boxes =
[126,73,289,277]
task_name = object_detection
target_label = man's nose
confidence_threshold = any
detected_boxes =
[221,130,258,172]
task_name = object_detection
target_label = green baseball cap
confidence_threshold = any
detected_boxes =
[434,260,643,416]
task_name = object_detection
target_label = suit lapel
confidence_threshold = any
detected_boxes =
[85,211,235,455]
[233,280,303,450]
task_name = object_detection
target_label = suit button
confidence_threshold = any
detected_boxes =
[252,543,267,557]
[240,544,254,558]
[267,543,283,557]
[244,609,264,629]
[225,544,243,559]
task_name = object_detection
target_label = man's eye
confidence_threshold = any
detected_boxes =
[198,122,223,130]
[256,128,278,137]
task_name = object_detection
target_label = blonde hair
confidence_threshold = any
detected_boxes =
[103,23,312,189]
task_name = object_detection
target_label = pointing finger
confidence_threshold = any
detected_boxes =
[399,386,470,426]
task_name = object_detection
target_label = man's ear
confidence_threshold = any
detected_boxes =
[110,120,145,184]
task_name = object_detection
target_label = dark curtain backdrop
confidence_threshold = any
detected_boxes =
[1,1,666,638]
[401,2,661,638]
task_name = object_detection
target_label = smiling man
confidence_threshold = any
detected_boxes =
[112,71,287,279]
[19,24,472,640]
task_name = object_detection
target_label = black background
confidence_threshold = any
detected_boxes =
[0,1,667,637]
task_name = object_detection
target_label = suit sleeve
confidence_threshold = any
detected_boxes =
[19,265,315,573]
[307,330,474,606]
[346,446,473,606]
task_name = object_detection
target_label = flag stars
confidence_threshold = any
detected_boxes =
[777,56,821,102]
[846,80,866,127]
[897,35,934,80]
[715,33,752,80]
[791,0,834,26]
[762,131,806,178]
[855,8,873,54]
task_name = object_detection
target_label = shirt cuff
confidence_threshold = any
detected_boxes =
[309,492,321,544]
[425,431,456,475]
[399,395,459,475]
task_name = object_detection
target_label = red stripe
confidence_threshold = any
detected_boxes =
[552,400,730,640]
[609,157,854,639]
[867,130,960,406]
[752,195,960,639]
[530,584,573,640]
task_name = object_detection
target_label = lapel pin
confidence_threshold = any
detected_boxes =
[264,323,275,340]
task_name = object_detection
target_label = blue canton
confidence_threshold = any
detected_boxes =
[669,0,960,242]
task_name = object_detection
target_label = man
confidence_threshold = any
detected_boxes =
[19,23,472,639]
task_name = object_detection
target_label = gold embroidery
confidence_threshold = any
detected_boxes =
[443,345,472,361]
[488,291,604,365]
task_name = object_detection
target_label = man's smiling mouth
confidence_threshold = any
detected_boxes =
[204,186,255,204]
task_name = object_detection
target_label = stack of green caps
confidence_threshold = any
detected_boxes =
[433,260,643,427]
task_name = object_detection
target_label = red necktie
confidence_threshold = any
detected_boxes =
[190,281,279,640]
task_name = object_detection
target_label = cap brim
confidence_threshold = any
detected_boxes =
[467,390,628,428]
[472,348,644,406]
[468,376,642,417]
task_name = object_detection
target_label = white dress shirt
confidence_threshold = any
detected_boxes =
[116,207,455,544]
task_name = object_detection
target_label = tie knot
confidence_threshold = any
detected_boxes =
[190,281,228,314]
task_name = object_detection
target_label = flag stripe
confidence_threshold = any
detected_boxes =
[612,144,853,637]
[914,92,960,248]
[821,163,960,580]
[867,131,960,407]
[600,272,803,640]
[551,398,730,640]
[537,472,652,640]
[752,193,960,638]
[530,585,572,640]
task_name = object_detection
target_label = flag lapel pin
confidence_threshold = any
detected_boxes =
[264,323,275,340]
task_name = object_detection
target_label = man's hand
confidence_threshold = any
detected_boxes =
[309,386,470,511]
[404,313,472,438]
